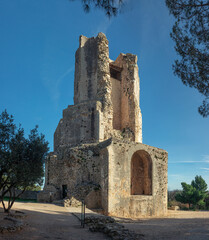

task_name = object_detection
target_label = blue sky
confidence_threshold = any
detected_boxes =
[0,0,208,190]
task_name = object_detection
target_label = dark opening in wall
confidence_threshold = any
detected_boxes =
[109,63,122,81]
[62,185,68,199]
[110,63,122,130]
[131,150,152,195]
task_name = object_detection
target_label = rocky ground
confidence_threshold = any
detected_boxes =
[1,203,209,240]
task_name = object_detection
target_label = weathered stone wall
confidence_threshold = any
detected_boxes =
[3,190,38,200]
[41,140,111,210]
[114,54,142,143]
[41,138,167,218]
[74,33,113,143]
[54,33,142,151]
[74,35,98,104]
[107,139,167,218]
[54,101,104,151]
[111,77,121,130]
[99,146,109,214]
[39,33,168,219]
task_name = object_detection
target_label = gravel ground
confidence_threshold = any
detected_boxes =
[1,203,209,240]
[122,210,209,240]
[0,202,109,240]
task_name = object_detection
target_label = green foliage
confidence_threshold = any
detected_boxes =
[0,110,49,212]
[175,175,208,209]
[19,184,42,191]
[204,195,209,209]
[3,197,37,203]
[165,0,209,117]
[191,175,208,192]
[175,183,195,207]
[192,175,208,208]
[71,0,124,17]
[25,184,42,191]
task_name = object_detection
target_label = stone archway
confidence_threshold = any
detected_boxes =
[131,150,152,195]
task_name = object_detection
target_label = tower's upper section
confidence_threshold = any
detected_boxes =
[74,33,110,104]
[54,33,142,151]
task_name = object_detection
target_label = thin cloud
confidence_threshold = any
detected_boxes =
[169,174,182,178]
[92,19,112,36]
[169,155,209,164]
[56,67,73,86]
[202,155,209,161]
[200,168,209,171]
[42,66,73,105]
[169,160,209,164]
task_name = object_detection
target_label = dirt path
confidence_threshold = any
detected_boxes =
[122,210,209,240]
[0,202,109,240]
[1,203,209,240]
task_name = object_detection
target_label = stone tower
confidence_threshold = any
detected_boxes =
[38,33,168,218]
[54,33,142,151]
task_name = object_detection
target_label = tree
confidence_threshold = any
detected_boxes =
[175,175,208,209]
[191,175,208,208]
[23,184,42,191]
[70,0,124,17]
[0,110,49,212]
[168,189,181,202]
[175,182,195,208]
[165,0,209,117]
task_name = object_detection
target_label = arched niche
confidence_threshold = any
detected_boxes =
[131,150,152,195]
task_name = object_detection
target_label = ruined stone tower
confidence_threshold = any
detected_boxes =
[38,33,168,218]
[54,33,142,151]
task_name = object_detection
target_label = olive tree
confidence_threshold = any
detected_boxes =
[0,110,48,212]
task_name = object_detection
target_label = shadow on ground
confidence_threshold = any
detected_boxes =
[0,202,110,240]
[1,202,209,240]
[123,217,209,240]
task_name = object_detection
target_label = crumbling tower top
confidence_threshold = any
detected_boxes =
[54,33,142,151]
[74,33,110,105]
